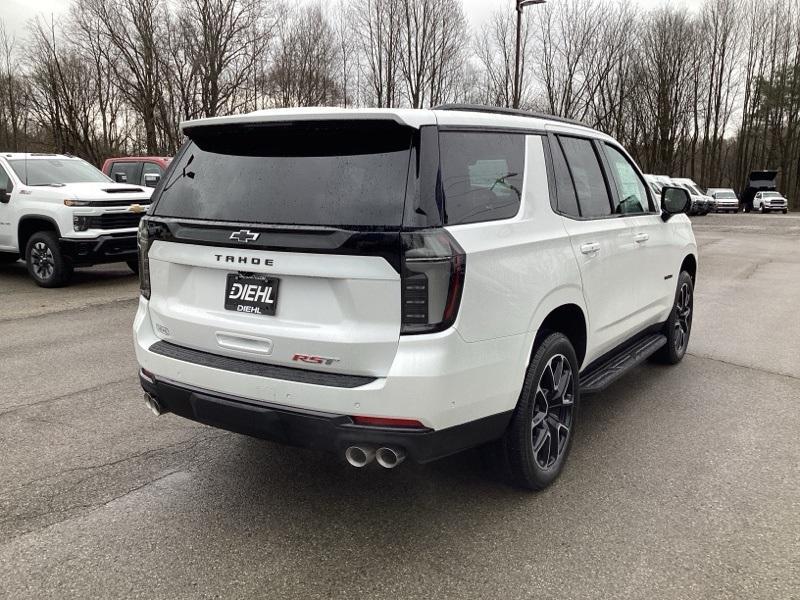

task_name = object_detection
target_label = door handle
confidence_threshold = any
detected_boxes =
[580,242,600,255]
[634,232,649,243]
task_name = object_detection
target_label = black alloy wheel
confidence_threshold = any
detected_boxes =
[500,332,580,490]
[530,353,575,470]
[673,281,692,354]
[30,240,55,281]
[25,231,72,287]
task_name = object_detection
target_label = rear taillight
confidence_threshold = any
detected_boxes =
[400,229,466,335]
[137,218,152,299]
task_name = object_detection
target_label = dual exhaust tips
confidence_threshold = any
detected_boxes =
[144,394,404,469]
[345,445,405,469]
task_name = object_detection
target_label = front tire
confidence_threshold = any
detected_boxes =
[25,231,72,287]
[501,332,579,490]
[783,209,788,214]
[654,271,694,364]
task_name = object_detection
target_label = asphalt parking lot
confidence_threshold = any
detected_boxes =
[1,213,798,599]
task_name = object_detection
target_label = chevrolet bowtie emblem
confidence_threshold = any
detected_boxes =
[129,204,146,214]
[230,229,260,243]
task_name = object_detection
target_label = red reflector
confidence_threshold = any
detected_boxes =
[352,416,425,428]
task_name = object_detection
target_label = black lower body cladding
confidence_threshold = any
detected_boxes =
[139,373,512,464]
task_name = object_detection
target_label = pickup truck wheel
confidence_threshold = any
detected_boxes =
[25,231,72,287]
[759,204,765,213]
[501,332,579,490]
[654,271,693,364]
[783,209,788,214]
[126,259,139,275]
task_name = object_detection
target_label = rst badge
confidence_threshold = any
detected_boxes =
[292,354,340,366]
[224,273,279,315]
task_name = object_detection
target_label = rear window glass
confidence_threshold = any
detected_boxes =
[439,131,525,225]
[714,190,736,199]
[153,121,414,227]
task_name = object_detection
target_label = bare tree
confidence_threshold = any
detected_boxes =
[267,4,341,107]
[77,0,167,154]
[178,0,268,117]
[354,0,402,107]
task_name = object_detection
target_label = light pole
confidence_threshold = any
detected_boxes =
[513,0,546,109]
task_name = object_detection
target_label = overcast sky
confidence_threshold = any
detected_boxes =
[1,0,702,40]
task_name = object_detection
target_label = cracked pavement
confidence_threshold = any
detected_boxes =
[0,214,798,599]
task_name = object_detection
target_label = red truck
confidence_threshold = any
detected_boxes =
[101,156,172,188]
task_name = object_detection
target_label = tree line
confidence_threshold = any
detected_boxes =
[0,0,798,206]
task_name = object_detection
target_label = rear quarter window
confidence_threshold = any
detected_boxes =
[439,131,525,225]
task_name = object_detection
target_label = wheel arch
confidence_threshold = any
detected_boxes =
[680,253,697,285]
[527,287,588,369]
[18,215,61,253]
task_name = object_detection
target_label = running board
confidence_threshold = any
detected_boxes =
[579,334,667,395]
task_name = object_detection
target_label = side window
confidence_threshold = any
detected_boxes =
[558,136,611,218]
[439,131,525,225]
[549,137,580,217]
[603,144,651,214]
[141,162,163,187]
[110,161,141,184]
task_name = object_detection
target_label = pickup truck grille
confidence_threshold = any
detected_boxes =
[87,213,144,230]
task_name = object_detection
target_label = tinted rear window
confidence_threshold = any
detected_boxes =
[439,131,525,225]
[153,121,414,227]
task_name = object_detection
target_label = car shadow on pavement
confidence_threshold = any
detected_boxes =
[162,364,682,565]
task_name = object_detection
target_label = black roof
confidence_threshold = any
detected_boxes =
[432,104,588,128]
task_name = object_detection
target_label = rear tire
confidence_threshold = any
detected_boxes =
[501,332,579,491]
[126,259,139,275]
[654,271,693,365]
[25,231,72,287]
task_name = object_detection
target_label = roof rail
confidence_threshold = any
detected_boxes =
[432,104,588,128]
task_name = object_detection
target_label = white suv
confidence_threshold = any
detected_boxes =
[0,153,153,286]
[134,106,697,490]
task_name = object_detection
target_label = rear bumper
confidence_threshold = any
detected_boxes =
[139,373,511,463]
[60,233,138,265]
[134,297,530,434]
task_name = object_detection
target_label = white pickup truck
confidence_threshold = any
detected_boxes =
[0,153,153,286]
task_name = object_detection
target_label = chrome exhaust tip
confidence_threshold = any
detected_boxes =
[345,445,375,468]
[143,392,164,416]
[375,447,406,469]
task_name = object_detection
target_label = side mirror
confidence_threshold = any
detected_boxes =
[0,180,12,203]
[660,186,691,221]
[114,172,128,183]
[143,172,161,187]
